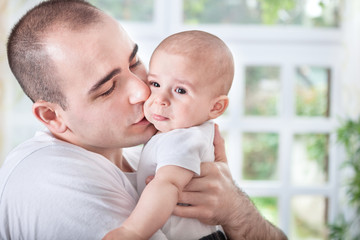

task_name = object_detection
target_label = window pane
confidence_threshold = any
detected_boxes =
[251,196,279,226]
[89,0,154,22]
[296,66,331,117]
[291,134,329,186]
[291,195,328,240]
[183,0,341,27]
[242,132,279,180]
[244,66,281,116]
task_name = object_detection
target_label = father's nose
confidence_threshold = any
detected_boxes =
[128,76,150,104]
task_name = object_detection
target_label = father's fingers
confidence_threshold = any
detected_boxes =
[173,204,216,225]
[145,175,154,185]
[178,191,203,206]
[174,204,207,218]
[173,204,200,219]
[214,124,227,163]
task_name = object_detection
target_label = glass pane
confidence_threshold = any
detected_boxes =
[89,0,154,22]
[291,134,329,186]
[244,66,281,116]
[251,196,279,226]
[242,132,279,180]
[291,195,328,240]
[183,0,341,27]
[296,66,330,117]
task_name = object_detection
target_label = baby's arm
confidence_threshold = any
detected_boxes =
[103,165,194,240]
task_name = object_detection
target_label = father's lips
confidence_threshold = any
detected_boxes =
[134,117,150,125]
[152,114,168,121]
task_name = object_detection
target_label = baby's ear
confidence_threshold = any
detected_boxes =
[209,95,229,119]
[32,100,67,133]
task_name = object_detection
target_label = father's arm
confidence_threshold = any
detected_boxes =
[173,124,288,240]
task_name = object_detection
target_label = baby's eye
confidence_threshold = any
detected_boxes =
[175,87,186,94]
[150,81,160,87]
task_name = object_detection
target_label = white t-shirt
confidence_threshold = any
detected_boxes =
[0,130,166,240]
[137,121,221,240]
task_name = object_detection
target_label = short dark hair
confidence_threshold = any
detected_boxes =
[7,0,102,109]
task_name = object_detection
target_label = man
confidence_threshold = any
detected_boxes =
[0,0,287,239]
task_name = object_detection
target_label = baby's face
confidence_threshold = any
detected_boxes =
[144,50,215,133]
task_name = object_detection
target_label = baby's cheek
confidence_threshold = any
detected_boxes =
[143,101,153,120]
[143,99,151,111]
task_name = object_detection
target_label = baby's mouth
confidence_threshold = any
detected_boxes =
[152,114,168,121]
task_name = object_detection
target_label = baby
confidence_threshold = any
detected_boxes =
[105,30,234,240]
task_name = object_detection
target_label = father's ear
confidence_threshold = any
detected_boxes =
[32,100,67,133]
[209,95,229,119]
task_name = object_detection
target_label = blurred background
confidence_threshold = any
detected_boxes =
[1,0,360,239]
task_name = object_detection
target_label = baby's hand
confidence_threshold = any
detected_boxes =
[102,226,144,240]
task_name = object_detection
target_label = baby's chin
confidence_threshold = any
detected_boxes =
[152,122,174,133]
[154,123,193,134]
[153,126,171,134]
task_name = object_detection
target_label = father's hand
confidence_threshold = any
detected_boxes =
[174,124,288,240]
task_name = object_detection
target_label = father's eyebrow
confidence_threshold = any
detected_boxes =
[88,68,121,95]
[129,44,138,62]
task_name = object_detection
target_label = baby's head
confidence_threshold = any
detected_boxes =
[144,30,234,133]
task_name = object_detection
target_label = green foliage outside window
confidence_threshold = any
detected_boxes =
[291,196,328,239]
[242,133,279,180]
[251,196,278,225]
[329,119,360,239]
[184,0,340,27]
[296,67,330,117]
[296,87,328,116]
[257,0,295,24]
[245,66,280,116]
[300,134,329,179]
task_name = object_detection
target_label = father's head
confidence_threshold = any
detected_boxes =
[7,0,156,155]
[7,0,102,109]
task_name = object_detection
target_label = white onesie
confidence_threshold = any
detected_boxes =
[137,121,222,240]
